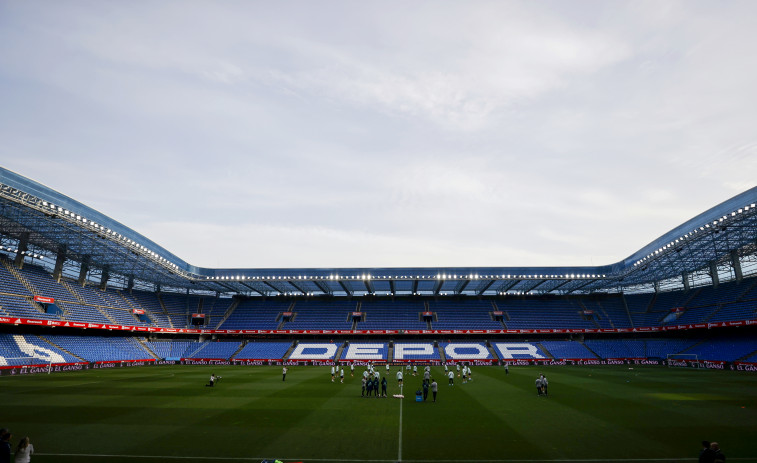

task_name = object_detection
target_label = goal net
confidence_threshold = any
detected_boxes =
[666,353,703,368]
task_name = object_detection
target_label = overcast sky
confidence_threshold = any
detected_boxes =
[1,1,756,270]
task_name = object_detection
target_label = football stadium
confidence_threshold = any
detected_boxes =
[1,166,757,463]
[3,3,757,463]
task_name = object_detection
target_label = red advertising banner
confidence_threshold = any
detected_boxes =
[282,312,293,317]
[1,316,756,336]
[33,295,55,304]
[191,313,206,318]
[492,311,504,316]
[422,311,433,316]
[351,312,363,316]
[133,309,145,315]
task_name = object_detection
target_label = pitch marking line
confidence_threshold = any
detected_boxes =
[398,383,404,462]
[34,456,757,462]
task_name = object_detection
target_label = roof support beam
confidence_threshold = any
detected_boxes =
[433,279,444,296]
[14,231,29,268]
[565,279,597,294]
[78,255,90,285]
[313,280,331,295]
[53,244,66,282]
[239,282,264,296]
[709,261,720,288]
[476,280,496,296]
[389,280,395,295]
[495,279,520,294]
[456,280,471,295]
[338,280,352,297]
[412,279,418,295]
[364,280,374,295]
[731,250,743,282]
[288,280,308,295]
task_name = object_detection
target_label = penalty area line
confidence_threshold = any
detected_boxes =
[34,455,757,462]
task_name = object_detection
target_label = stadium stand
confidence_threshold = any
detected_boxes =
[235,341,292,360]
[282,300,355,330]
[428,300,503,330]
[218,299,289,330]
[539,341,597,359]
[359,300,429,330]
[42,335,153,362]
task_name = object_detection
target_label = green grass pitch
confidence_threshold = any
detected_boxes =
[3,364,756,462]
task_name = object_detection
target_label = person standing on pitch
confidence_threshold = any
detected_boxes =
[381,376,388,397]
[350,363,354,377]
[385,363,390,374]
[331,365,335,382]
[282,366,288,382]
[396,368,403,386]
[423,368,430,383]
[206,373,216,387]
[448,370,454,386]
[340,366,345,383]
[456,363,461,377]
[467,365,473,381]
[535,376,543,396]
[361,376,367,397]
[505,363,509,375]
[14,436,33,463]
[431,379,438,402]
[413,365,418,376]
[422,379,429,401]
[540,374,548,396]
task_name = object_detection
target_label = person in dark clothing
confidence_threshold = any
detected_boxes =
[0,429,11,463]
[361,377,367,397]
[700,440,715,463]
[381,377,388,397]
[422,380,429,401]
[710,442,725,463]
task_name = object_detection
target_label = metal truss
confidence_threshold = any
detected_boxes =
[2,169,757,299]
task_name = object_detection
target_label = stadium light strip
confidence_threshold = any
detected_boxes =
[0,184,190,279]
[632,202,756,268]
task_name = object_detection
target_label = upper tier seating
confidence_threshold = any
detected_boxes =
[282,300,355,330]
[359,300,429,330]
[429,300,503,330]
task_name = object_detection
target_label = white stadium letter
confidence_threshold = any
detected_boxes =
[394,343,434,360]
[343,343,385,360]
[288,343,338,360]
[493,342,545,359]
[444,343,490,360]
[13,334,66,363]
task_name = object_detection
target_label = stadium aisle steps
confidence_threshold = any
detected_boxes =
[536,342,554,359]
[437,343,446,363]
[334,342,347,361]
[37,335,86,362]
[1,260,37,297]
[213,298,240,329]
[133,338,158,359]
[580,341,602,359]
[486,342,499,360]
[736,347,757,362]
[282,341,297,360]
[229,340,247,360]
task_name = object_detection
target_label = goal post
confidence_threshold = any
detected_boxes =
[666,353,702,368]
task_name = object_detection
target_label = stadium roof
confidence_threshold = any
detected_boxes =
[1,166,756,297]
